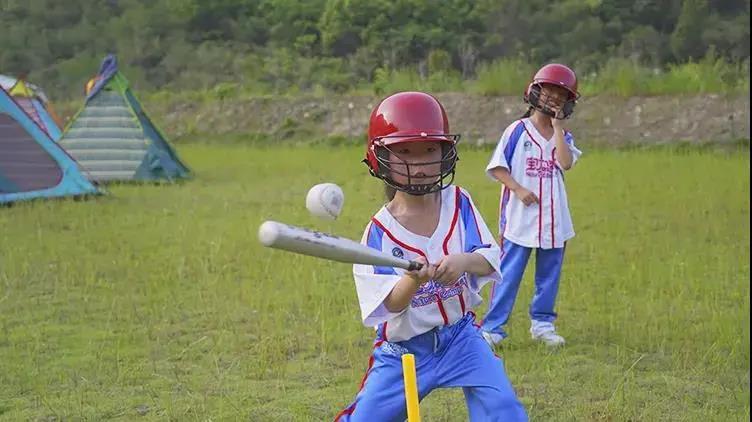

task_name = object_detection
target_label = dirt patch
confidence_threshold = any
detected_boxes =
[122,94,752,146]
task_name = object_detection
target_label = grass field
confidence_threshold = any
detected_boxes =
[0,144,749,421]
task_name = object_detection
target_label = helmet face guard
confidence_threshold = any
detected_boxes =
[365,91,461,196]
[526,82,579,119]
[524,64,580,119]
[368,134,460,196]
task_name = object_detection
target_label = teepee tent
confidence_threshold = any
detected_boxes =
[0,86,101,204]
[57,55,190,183]
[0,74,63,140]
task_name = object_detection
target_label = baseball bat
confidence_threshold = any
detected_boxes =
[257,220,423,271]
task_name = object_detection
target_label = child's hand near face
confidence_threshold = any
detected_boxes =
[551,112,565,129]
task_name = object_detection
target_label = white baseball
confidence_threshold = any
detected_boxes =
[306,183,344,220]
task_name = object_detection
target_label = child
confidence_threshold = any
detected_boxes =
[335,91,527,421]
[481,64,583,348]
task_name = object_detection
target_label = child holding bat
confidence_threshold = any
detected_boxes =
[335,92,527,421]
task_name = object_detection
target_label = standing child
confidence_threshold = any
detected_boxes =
[336,91,527,421]
[481,64,583,348]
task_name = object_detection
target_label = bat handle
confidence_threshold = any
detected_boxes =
[406,261,423,271]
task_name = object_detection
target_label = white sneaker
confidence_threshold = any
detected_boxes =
[482,331,505,347]
[530,321,565,347]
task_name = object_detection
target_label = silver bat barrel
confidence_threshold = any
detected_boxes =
[258,220,422,271]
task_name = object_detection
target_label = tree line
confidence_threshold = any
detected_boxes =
[1,0,748,98]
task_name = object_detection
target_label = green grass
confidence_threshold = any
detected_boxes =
[579,56,751,97]
[51,56,749,116]
[0,144,749,421]
[469,59,538,96]
[366,56,750,97]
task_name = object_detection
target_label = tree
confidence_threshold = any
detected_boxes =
[671,0,710,61]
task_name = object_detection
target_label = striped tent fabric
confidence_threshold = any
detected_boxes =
[56,55,190,183]
[58,90,150,182]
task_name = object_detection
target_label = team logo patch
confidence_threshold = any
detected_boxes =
[525,157,556,178]
[524,140,532,150]
[392,247,404,258]
[380,341,409,356]
[411,274,469,307]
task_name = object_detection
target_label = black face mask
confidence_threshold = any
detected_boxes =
[364,140,460,196]
[526,84,577,119]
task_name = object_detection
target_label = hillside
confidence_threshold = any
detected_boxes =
[59,93,748,147]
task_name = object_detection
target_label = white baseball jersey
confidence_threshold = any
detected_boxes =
[352,185,501,342]
[486,118,582,249]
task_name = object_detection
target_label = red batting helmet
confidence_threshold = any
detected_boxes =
[524,63,580,119]
[364,91,459,195]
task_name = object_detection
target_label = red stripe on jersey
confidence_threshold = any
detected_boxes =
[370,218,427,258]
[538,177,543,247]
[550,176,555,248]
[435,293,449,325]
[371,217,451,326]
[523,125,543,151]
[440,187,464,324]
[550,149,556,248]
[442,186,461,255]
[522,124,544,248]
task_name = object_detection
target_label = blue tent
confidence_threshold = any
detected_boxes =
[0,74,63,141]
[0,86,101,204]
